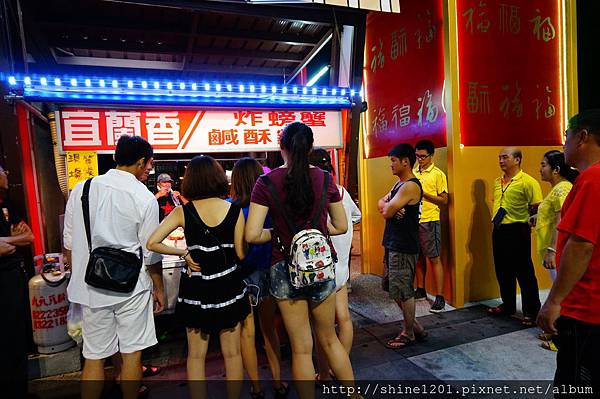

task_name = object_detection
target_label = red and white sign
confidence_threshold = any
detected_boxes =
[457,0,563,146]
[58,108,343,153]
[363,0,447,159]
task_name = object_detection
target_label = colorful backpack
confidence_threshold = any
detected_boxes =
[262,171,336,289]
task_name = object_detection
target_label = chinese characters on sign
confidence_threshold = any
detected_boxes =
[460,1,556,41]
[363,0,446,159]
[105,111,141,145]
[462,0,492,34]
[530,8,556,42]
[63,112,102,147]
[457,0,563,146]
[66,151,98,190]
[59,109,342,152]
[499,3,521,35]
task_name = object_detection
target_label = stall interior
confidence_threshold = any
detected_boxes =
[98,151,285,193]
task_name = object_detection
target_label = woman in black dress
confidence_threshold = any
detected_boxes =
[147,156,249,398]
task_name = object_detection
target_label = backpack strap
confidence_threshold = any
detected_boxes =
[81,178,94,253]
[261,175,298,235]
[310,171,329,229]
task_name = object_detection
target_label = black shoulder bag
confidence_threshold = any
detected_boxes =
[82,178,143,293]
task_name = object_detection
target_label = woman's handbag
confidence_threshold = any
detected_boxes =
[81,178,142,293]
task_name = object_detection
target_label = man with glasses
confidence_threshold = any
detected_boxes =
[413,140,449,312]
[0,164,35,398]
[538,110,600,396]
[488,147,542,327]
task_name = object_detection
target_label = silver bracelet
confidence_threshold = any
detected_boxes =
[179,250,190,260]
[547,247,556,253]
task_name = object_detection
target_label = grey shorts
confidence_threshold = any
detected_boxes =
[269,260,336,302]
[419,221,441,258]
[385,249,418,301]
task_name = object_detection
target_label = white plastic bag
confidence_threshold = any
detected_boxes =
[67,303,83,345]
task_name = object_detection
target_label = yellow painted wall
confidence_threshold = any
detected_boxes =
[448,146,561,306]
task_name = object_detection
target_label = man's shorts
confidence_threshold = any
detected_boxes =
[270,260,335,302]
[385,249,418,301]
[81,290,157,360]
[418,221,441,258]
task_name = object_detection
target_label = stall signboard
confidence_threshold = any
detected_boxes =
[363,0,447,159]
[66,151,98,190]
[57,108,343,153]
[457,0,563,146]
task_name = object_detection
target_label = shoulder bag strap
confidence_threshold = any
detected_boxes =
[261,175,298,235]
[81,178,94,253]
[310,171,330,229]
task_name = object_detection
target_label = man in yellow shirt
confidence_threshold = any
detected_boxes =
[413,140,449,313]
[489,147,543,326]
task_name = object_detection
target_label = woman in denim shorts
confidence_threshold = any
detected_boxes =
[230,158,288,399]
[245,122,356,395]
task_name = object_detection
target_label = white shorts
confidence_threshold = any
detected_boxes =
[81,290,157,360]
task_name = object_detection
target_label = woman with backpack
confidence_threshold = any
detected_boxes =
[245,122,355,396]
[147,155,249,399]
[229,157,288,399]
[309,148,361,382]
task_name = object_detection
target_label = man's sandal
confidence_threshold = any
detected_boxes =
[487,305,513,316]
[521,317,536,327]
[538,332,553,341]
[540,340,557,352]
[385,334,416,349]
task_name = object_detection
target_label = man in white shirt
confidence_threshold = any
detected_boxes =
[63,135,164,399]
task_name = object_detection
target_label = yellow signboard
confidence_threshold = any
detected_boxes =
[66,151,98,190]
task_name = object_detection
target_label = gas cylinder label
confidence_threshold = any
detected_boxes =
[31,293,68,330]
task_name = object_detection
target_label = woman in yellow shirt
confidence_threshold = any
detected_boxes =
[534,150,578,351]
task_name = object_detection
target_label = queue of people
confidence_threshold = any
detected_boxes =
[62,122,361,399]
[4,109,598,398]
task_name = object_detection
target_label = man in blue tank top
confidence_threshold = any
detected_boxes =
[378,144,427,349]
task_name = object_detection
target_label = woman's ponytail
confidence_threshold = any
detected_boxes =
[281,122,314,218]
